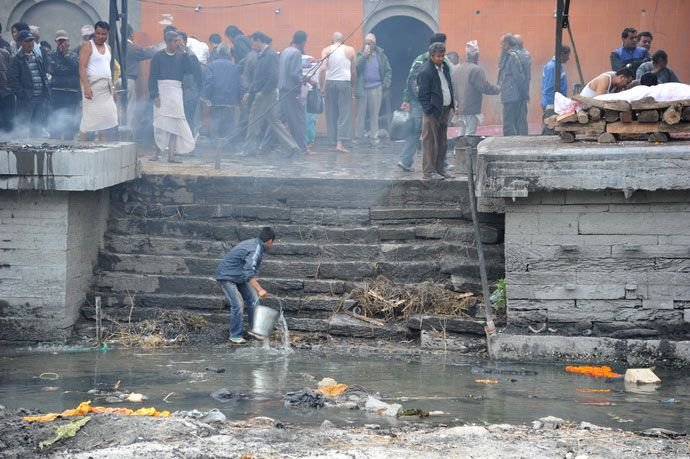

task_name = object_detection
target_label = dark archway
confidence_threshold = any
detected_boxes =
[371,16,434,111]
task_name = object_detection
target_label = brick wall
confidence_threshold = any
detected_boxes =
[505,190,690,339]
[0,189,110,342]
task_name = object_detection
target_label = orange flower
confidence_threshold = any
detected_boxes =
[23,401,171,422]
[565,365,621,378]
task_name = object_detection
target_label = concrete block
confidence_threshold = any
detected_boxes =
[378,227,416,241]
[370,207,464,221]
[624,368,661,385]
[685,308,690,323]
[579,213,690,235]
[642,299,675,310]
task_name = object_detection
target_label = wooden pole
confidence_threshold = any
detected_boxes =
[95,296,102,347]
[554,0,565,101]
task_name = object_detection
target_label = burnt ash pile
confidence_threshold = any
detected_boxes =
[83,172,504,341]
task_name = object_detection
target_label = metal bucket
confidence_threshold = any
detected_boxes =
[252,305,279,337]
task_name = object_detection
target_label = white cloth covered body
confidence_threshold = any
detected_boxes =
[80,77,119,133]
[593,82,690,102]
[153,79,195,154]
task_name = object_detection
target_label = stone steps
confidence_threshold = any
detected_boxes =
[103,233,500,261]
[94,272,351,296]
[106,217,499,244]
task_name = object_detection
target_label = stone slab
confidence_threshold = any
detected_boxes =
[0,142,138,191]
[476,136,690,198]
[489,334,690,366]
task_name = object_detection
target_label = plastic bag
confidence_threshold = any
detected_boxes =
[306,88,323,114]
[390,109,412,140]
[554,92,581,115]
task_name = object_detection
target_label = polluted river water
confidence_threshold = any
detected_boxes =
[0,343,688,433]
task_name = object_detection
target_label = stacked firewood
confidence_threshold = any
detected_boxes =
[545,95,690,143]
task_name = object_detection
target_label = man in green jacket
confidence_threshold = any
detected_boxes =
[354,33,392,147]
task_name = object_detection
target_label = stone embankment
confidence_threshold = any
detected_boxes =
[86,173,504,338]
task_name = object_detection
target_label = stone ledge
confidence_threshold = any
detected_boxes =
[0,141,138,191]
[476,137,690,198]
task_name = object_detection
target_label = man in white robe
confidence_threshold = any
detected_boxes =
[149,31,198,162]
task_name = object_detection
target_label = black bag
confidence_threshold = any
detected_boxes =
[306,87,323,114]
[390,110,412,141]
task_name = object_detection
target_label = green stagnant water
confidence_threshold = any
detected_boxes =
[0,344,687,431]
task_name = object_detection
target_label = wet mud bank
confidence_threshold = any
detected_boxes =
[0,407,688,459]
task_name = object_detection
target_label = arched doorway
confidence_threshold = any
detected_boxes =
[370,16,435,113]
[9,0,99,48]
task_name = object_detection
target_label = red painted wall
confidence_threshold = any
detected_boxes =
[136,0,690,126]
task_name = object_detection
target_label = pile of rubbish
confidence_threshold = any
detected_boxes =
[546,83,690,143]
[107,309,208,347]
[282,377,442,418]
[344,276,474,322]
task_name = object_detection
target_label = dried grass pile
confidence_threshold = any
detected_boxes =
[344,276,474,322]
[107,309,208,347]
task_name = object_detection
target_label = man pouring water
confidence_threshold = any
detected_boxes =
[215,227,275,344]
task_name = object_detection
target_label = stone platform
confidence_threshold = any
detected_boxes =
[0,141,138,341]
[477,136,690,362]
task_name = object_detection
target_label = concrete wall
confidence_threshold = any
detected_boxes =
[0,189,109,342]
[505,190,690,339]
[65,190,109,329]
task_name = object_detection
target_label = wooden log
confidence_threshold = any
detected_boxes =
[659,122,690,133]
[597,132,617,143]
[630,97,690,110]
[682,107,690,122]
[544,115,558,130]
[556,112,578,123]
[647,132,669,143]
[606,121,659,134]
[620,111,634,123]
[576,109,589,124]
[604,110,619,122]
[554,120,606,134]
[636,110,660,123]
[662,104,682,125]
[571,94,631,112]
[559,132,576,143]
[588,107,602,121]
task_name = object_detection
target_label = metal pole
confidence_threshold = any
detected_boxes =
[554,0,564,102]
[121,0,129,126]
[463,136,495,355]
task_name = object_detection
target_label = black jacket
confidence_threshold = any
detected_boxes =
[250,46,279,95]
[8,51,50,100]
[48,51,80,91]
[417,59,454,118]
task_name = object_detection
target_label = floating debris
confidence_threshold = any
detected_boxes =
[576,388,611,393]
[565,365,621,378]
[475,379,498,384]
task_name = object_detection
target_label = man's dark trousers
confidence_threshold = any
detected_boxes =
[502,101,522,136]
[280,89,307,152]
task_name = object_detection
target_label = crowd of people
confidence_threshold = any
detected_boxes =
[0,20,683,174]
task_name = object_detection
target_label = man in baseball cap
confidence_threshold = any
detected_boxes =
[51,30,80,139]
[7,28,50,136]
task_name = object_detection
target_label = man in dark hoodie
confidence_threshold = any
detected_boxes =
[497,33,527,137]
[215,227,275,344]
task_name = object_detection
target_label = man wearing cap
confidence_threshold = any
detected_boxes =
[8,30,50,135]
[49,30,80,139]
[452,40,500,137]
[79,21,118,141]
[29,26,42,58]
